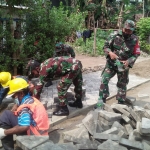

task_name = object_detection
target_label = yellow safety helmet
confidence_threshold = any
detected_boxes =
[7,78,29,96]
[0,72,11,88]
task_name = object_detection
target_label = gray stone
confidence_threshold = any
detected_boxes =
[63,134,87,144]
[119,138,143,150]
[129,107,141,122]
[112,105,130,117]
[141,118,150,134]
[103,103,114,112]
[82,110,98,135]
[99,110,122,121]
[144,103,150,110]
[58,143,78,150]
[126,96,136,103]
[142,141,150,150]
[63,125,89,139]
[144,109,150,119]
[98,139,127,150]
[125,124,133,135]
[122,114,130,123]
[94,133,120,141]
[118,130,128,138]
[99,116,120,126]
[134,106,146,120]
[112,121,128,135]
[32,142,62,150]
[16,136,50,150]
[76,143,97,150]
[101,127,119,135]
[138,93,149,100]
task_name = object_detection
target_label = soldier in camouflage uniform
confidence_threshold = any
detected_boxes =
[26,57,83,116]
[54,42,75,58]
[99,20,140,104]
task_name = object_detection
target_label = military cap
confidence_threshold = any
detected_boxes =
[25,60,40,75]
[124,20,135,31]
[55,42,64,52]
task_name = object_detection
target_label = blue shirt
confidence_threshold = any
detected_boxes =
[18,94,35,126]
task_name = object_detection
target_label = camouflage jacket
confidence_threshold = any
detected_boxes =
[104,30,140,68]
[54,44,75,58]
[34,57,81,98]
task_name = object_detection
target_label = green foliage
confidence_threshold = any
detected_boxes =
[136,17,150,53]
[0,1,85,74]
[73,29,111,56]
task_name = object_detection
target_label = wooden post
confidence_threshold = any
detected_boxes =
[93,27,97,55]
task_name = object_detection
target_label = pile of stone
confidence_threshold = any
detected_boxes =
[16,102,150,150]
[61,103,150,150]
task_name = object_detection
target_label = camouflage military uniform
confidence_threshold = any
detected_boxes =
[54,42,75,58]
[34,57,82,105]
[99,22,140,103]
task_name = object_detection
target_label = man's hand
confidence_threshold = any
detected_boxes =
[11,104,18,112]
[0,128,6,139]
[121,60,129,68]
[109,51,119,60]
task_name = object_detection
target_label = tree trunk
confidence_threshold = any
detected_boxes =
[117,2,124,29]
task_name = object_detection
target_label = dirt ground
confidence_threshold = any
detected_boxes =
[76,53,150,79]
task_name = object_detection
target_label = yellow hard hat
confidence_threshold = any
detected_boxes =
[7,78,29,96]
[0,72,11,88]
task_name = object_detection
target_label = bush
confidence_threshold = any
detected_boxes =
[136,18,150,53]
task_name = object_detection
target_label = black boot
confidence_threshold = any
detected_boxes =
[53,105,69,116]
[45,79,53,87]
[68,99,83,108]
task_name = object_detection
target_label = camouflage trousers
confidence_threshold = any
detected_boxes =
[57,61,83,105]
[99,62,129,102]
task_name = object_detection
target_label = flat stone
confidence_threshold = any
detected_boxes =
[32,142,63,150]
[58,143,78,150]
[101,127,119,135]
[82,110,98,135]
[99,110,122,121]
[138,93,149,100]
[99,116,120,126]
[141,118,150,134]
[118,130,128,138]
[125,124,133,135]
[76,143,97,150]
[112,121,128,135]
[103,103,114,112]
[142,141,150,150]
[119,138,143,150]
[63,125,89,139]
[94,133,120,141]
[98,139,127,150]
[16,136,49,150]
[122,114,130,123]
[63,134,88,144]
[144,103,150,110]
[112,105,130,117]
[129,107,141,122]
[134,106,146,119]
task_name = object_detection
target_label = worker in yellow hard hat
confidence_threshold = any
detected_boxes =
[0,72,11,104]
[0,72,34,106]
[0,78,49,149]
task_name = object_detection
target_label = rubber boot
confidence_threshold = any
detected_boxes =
[45,79,53,87]
[53,104,69,116]
[68,99,83,108]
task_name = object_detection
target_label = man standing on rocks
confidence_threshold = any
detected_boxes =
[26,57,83,116]
[99,19,140,104]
